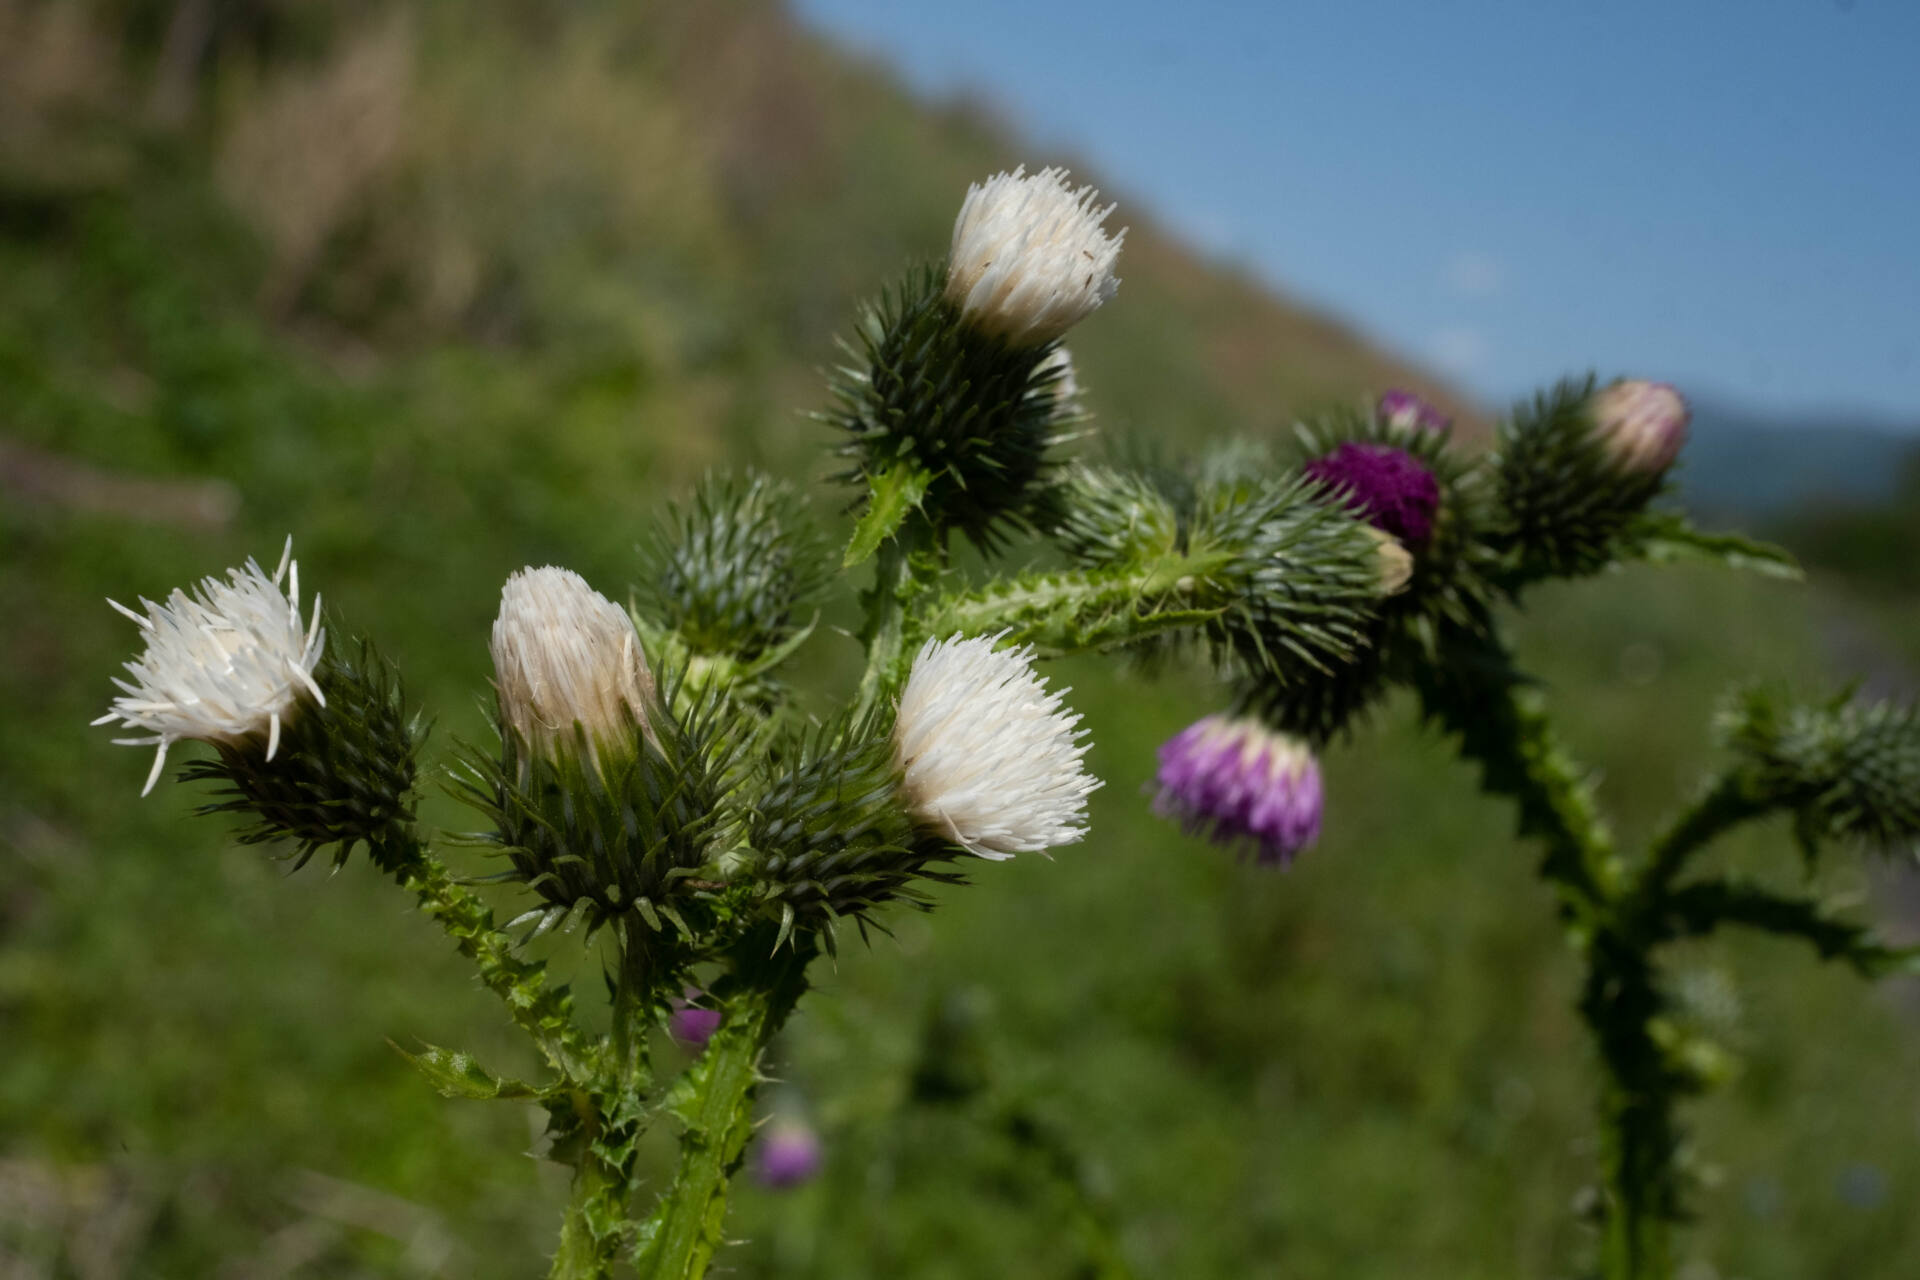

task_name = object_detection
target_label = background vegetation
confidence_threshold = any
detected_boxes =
[3,2,1917,1275]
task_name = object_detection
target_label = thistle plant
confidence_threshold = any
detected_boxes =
[97,166,1920,1280]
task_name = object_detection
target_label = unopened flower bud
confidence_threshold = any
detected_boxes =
[490,567,654,766]
[1369,529,1414,596]
[1303,442,1442,549]
[1378,389,1450,433]
[893,633,1100,858]
[946,166,1125,347]
[95,538,326,795]
[1589,379,1688,477]
[1153,715,1323,867]
[755,1119,823,1190]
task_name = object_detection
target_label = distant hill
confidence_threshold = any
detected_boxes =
[1676,398,1919,520]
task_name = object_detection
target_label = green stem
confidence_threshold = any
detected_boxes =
[1582,941,1675,1280]
[634,939,816,1280]
[1634,773,1766,901]
[550,1142,639,1280]
[907,552,1231,659]
[396,845,596,1080]
[853,525,925,717]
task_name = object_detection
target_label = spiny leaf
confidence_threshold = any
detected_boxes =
[844,462,930,567]
[391,1042,543,1101]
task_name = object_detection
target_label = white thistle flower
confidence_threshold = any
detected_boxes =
[892,633,1100,858]
[945,166,1125,348]
[491,566,655,763]
[94,538,326,796]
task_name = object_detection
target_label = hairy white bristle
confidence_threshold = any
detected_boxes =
[892,632,1100,858]
[490,566,655,762]
[945,166,1125,348]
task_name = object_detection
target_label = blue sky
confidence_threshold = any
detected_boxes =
[794,0,1920,422]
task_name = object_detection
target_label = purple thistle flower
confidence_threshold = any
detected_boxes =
[1377,389,1450,433]
[1303,441,1442,549]
[755,1120,823,1190]
[1153,715,1323,868]
[668,990,722,1048]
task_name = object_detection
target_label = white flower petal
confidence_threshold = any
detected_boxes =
[893,633,1100,856]
[96,540,325,792]
[945,166,1125,348]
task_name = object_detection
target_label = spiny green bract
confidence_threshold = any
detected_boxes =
[1049,463,1182,568]
[1489,376,1670,583]
[180,635,423,873]
[1190,476,1385,685]
[745,724,962,946]
[453,680,741,941]
[822,264,1073,551]
[1718,687,1920,852]
[639,469,831,661]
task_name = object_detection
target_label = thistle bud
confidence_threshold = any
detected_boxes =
[893,634,1100,858]
[95,539,327,795]
[1303,442,1442,550]
[1589,379,1688,477]
[946,166,1125,348]
[491,566,654,767]
[1378,389,1450,433]
[1369,529,1415,596]
[1153,715,1323,867]
[470,567,714,939]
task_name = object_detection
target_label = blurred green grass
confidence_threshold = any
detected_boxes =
[3,2,1918,1276]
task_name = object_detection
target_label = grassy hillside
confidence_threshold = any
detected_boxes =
[3,2,1916,1277]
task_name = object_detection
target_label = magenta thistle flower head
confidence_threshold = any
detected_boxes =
[1303,442,1442,548]
[1153,714,1323,867]
[1377,389,1450,433]
[668,990,721,1048]
[1589,379,1688,477]
[755,1119,823,1190]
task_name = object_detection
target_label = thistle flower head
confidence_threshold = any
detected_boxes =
[946,165,1125,347]
[893,633,1100,858]
[1303,442,1442,549]
[755,1119,823,1190]
[490,566,654,765]
[1153,714,1323,867]
[1378,388,1450,433]
[94,538,326,796]
[1590,379,1688,476]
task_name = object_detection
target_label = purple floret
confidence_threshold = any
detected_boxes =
[1377,389,1450,433]
[1153,716,1323,868]
[755,1123,823,1189]
[1303,442,1441,548]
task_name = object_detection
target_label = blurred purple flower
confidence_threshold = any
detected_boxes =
[1303,442,1441,548]
[1153,715,1322,867]
[668,990,721,1048]
[755,1120,823,1190]
[1378,388,1450,433]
